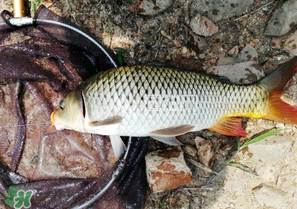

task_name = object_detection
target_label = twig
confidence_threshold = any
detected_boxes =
[234,1,275,22]
[187,158,218,175]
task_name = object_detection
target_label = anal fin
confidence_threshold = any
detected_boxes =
[150,136,183,146]
[150,124,194,136]
[209,117,247,137]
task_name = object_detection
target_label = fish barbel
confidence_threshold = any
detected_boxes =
[51,58,297,144]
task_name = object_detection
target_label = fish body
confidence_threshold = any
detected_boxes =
[52,58,297,140]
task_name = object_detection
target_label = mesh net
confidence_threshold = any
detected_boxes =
[0,6,147,209]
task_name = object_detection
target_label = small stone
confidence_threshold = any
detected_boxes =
[127,0,173,16]
[185,25,209,51]
[284,124,293,132]
[253,184,287,207]
[190,13,219,37]
[160,30,172,40]
[237,45,258,62]
[194,136,214,168]
[284,30,297,56]
[206,61,265,84]
[249,41,256,47]
[166,54,172,60]
[180,46,192,58]
[228,45,239,57]
[282,72,297,106]
[145,148,193,193]
[270,38,285,49]
[193,197,201,204]
[173,39,182,48]
[265,0,297,36]
[275,123,285,129]
[182,145,198,157]
[199,53,206,59]
[253,39,260,45]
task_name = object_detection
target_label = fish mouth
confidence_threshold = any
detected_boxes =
[50,111,56,131]
[50,111,67,131]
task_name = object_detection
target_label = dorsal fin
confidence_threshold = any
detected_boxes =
[209,117,247,136]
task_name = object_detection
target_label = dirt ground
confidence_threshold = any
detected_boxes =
[1,0,297,208]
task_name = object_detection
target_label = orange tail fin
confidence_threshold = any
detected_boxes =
[260,57,297,124]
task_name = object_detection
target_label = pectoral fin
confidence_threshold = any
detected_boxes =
[150,124,195,136]
[109,135,126,160]
[89,116,123,126]
[209,117,247,136]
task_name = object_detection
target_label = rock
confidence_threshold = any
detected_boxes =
[181,46,192,58]
[160,30,172,40]
[228,46,239,57]
[248,136,293,165]
[190,0,254,22]
[249,41,256,47]
[194,137,214,168]
[184,25,208,51]
[173,39,182,48]
[145,148,193,193]
[265,0,297,36]
[259,165,278,184]
[217,56,235,66]
[182,145,198,157]
[237,45,258,62]
[271,38,285,49]
[284,30,297,56]
[253,184,287,207]
[127,0,172,16]
[281,73,297,106]
[206,61,265,84]
[190,13,219,37]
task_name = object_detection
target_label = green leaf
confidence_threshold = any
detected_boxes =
[113,47,129,54]
[259,59,269,67]
[236,137,241,150]
[31,0,46,13]
[117,53,123,66]
[240,129,282,149]
[227,162,258,176]
[113,47,129,66]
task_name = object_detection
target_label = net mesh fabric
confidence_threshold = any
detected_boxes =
[0,6,147,209]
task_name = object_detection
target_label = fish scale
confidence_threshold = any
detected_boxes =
[80,66,269,136]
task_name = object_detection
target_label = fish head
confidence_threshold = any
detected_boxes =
[51,89,85,132]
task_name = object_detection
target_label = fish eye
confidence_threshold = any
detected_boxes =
[59,100,65,110]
